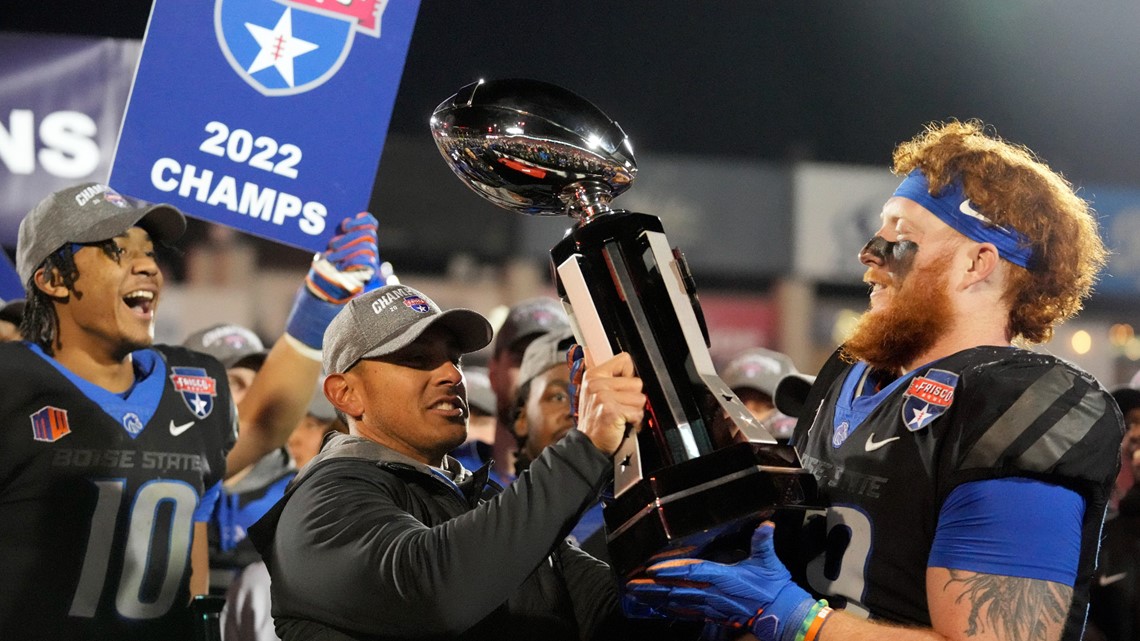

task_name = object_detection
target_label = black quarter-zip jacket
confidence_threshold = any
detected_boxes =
[249,428,626,641]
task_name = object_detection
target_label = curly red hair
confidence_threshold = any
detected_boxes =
[892,120,1107,344]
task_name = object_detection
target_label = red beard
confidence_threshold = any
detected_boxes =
[841,257,954,372]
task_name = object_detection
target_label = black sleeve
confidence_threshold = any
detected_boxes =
[271,429,611,637]
[558,542,703,641]
[556,542,622,641]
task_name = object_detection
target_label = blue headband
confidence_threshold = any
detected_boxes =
[892,169,1034,269]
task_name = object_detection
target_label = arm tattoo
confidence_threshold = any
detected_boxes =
[943,570,1071,640]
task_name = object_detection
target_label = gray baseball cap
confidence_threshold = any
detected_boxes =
[16,182,186,284]
[721,347,799,398]
[493,296,570,355]
[183,323,268,370]
[517,328,576,390]
[323,284,492,375]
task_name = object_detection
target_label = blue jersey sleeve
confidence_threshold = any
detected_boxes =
[928,477,1084,585]
[195,480,224,522]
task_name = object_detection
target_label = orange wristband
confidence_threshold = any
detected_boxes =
[803,604,832,641]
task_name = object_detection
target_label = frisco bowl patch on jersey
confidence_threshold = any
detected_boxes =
[171,367,218,419]
[215,0,389,96]
[901,369,958,432]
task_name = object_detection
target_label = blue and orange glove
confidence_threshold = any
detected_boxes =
[624,523,831,641]
[285,212,389,354]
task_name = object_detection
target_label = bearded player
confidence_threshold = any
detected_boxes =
[625,121,1124,641]
[0,183,381,639]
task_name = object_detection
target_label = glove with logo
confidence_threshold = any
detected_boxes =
[624,523,830,641]
[285,212,388,356]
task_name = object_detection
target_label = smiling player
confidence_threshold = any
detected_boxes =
[0,182,381,639]
[625,121,1124,641]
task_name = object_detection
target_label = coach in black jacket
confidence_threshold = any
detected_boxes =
[251,284,645,640]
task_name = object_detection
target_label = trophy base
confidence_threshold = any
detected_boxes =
[604,442,817,578]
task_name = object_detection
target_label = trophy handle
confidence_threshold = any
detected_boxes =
[555,223,779,498]
[557,253,644,497]
[641,231,777,447]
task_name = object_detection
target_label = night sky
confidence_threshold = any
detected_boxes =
[5,1,1140,189]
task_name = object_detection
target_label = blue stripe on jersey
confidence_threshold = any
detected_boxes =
[195,480,224,522]
[928,477,1084,585]
[26,343,166,439]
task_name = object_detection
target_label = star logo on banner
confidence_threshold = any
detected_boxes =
[245,8,319,87]
[908,403,933,429]
[191,395,209,418]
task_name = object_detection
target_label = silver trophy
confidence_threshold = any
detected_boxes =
[430,79,815,577]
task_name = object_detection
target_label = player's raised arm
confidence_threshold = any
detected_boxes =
[227,212,386,476]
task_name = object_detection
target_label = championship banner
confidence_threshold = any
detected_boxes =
[111,0,420,252]
[0,34,140,248]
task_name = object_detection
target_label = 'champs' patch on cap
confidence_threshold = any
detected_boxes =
[16,182,186,284]
[322,284,493,374]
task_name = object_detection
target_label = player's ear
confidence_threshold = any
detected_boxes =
[33,265,69,299]
[962,242,999,288]
[324,373,363,421]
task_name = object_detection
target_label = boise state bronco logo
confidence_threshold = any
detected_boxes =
[215,0,389,96]
[122,412,145,436]
[171,367,219,419]
[832,420,850,448]
[901,369,958,432]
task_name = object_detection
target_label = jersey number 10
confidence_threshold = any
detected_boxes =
[70,479,197,620]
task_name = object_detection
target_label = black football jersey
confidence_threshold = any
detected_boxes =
[791,346,1122,639]
[0,342,236,640]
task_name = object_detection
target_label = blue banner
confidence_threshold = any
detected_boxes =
[111,0,420,252]
[0,35,139,248]
[0,251,22,301]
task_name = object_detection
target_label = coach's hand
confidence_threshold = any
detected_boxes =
[575,352,644,456]
[625,523,827,641]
